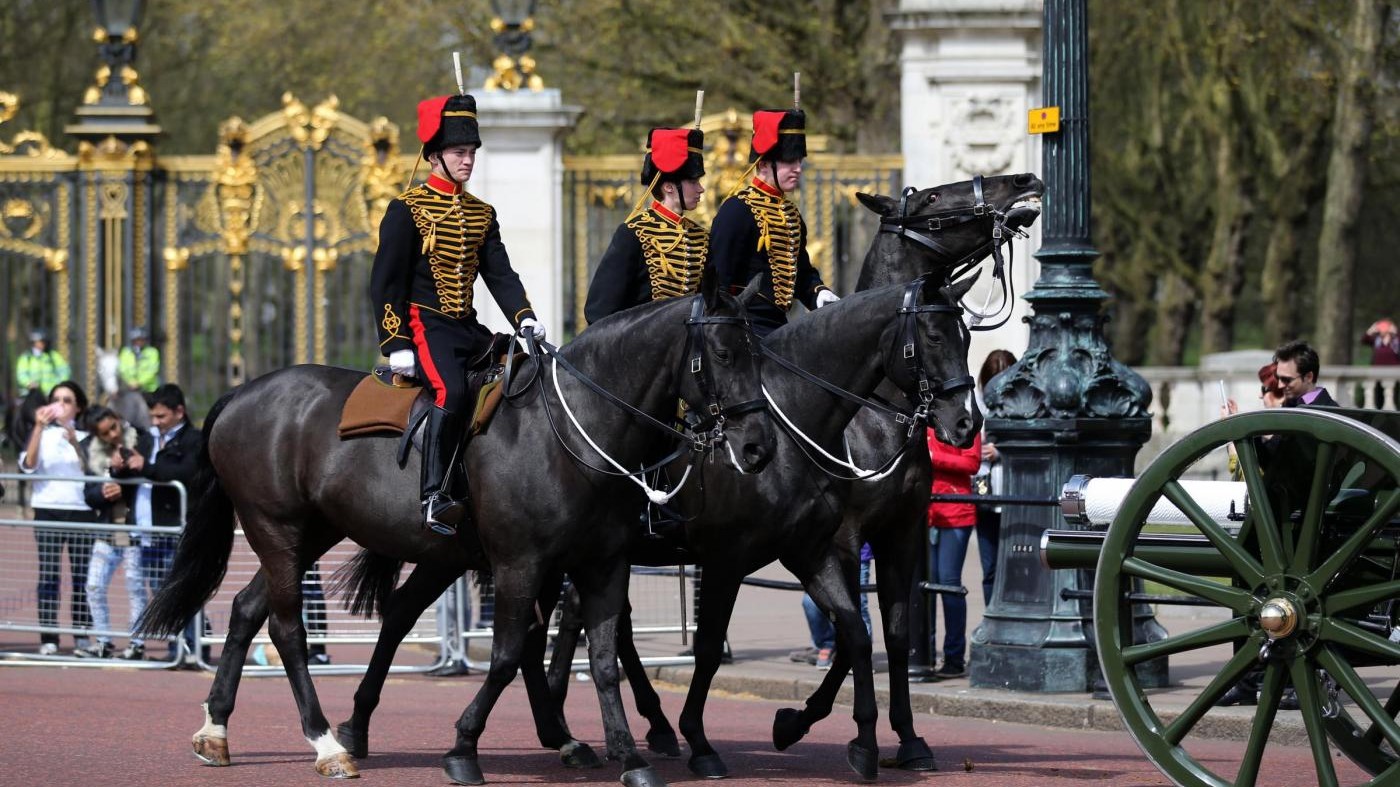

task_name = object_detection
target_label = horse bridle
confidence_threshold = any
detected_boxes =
[518,293,766,480]
[681,295,768,450]
[877,175,1027,330]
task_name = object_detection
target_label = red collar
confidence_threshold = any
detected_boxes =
[426,173,461,195]
[751,177,783,198]
[650,201,681,224]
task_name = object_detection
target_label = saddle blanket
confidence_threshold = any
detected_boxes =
[337,366,513,440]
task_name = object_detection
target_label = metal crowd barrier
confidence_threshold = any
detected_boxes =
[0,471,186,668]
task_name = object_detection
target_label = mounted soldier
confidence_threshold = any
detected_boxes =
[709,77,839,338]
[369,91,543,535]
[584,97,708,325]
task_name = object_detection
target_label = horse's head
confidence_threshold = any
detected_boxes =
[881,273,982,449]
[678,275,775,474]
[855,173,1044,288]
[95,348,119,397]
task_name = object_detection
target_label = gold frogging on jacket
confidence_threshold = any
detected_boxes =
[629,211,709,301]
[738,185,800,310]
[401,186,493,318]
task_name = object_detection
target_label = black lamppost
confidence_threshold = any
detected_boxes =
[68,0,160,142]
[486,0,544,91]
[968,0,1164,692]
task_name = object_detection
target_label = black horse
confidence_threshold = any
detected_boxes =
[139,281,775,786]
[543,174,1045,776]
[769,174,1045,764]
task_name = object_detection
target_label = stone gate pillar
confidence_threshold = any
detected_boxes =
[471,89,580,337]
[890,0,1043,366]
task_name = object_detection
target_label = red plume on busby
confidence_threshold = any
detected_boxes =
[749,109,806,163]
[417,94,481,160]
[641,127,705,187]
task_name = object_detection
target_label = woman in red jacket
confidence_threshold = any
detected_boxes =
[926,427,982,680]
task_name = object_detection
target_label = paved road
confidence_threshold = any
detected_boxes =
[0,665,1368,786]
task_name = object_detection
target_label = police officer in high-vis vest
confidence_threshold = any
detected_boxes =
[16,328,71,395]
[584,125,708,325]
[369,93,543,535]
[709,106,839,337]
[118,326,160,392]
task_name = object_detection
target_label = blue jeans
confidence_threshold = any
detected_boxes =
[802,559,873,650]
[975,507,1000,604]
[85,540,147,647]
[928,527,973,665]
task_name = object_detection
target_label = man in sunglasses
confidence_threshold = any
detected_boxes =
[1272,339,1338,408]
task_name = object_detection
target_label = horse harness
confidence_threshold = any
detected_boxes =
[877,174,1028,330]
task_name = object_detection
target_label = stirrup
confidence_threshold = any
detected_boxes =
[423,494,465,536]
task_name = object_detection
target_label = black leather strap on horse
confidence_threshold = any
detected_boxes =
[682,295,768,434]
[878,176,1022,331]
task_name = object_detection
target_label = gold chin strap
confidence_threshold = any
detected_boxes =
[725,158,761,200]
[405,144,425,192]
[627,172,663,221]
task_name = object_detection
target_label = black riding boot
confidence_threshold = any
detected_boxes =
[421,405,466,535]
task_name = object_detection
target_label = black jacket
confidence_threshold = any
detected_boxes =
[708,183,828,332]
[112,424,201,529]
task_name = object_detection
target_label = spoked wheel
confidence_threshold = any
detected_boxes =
[1095,408,1400,787]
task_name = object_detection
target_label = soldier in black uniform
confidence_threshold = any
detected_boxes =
[369,93,543,535]
[708,108,839,337]
[584,126,708,325]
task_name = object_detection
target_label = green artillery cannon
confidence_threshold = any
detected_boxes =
[1042,407,1400,787]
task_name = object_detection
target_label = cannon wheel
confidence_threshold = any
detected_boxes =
[1095,408,1400,787]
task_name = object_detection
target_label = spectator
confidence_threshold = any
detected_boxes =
[19,380,96,655]
[76,406,150,660]
[15,328,70,395]
[116,383,203,664]
[926,427,982,681]
[972,350,1016,604]
[1361,319,1400,366]
[117,326,161,392]
[1273,339,1338,408]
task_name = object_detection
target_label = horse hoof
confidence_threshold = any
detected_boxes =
[316,752,359,779]
[771,707,808,751]
[335,721,368,759]
[621,765,668,787]
[192,732,230,766]
[560,740,602,769]
[688,753,728,779]
[646,728,681,758]
[894,736,938,771]
[846,739,879,781]
[442,754,486,785]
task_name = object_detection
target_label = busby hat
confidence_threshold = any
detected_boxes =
[749,109,806,163]
[641,127,705,186]
[417,94,481,160]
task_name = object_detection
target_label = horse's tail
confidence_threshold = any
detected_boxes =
[137,388,239,638]
[328,548,404,619]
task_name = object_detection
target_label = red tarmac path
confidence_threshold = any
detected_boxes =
[0,664,1367,787]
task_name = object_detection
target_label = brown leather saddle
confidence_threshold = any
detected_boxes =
[338,333,522,467]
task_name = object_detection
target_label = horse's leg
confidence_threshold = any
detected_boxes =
[873,522,938,770]
[572,561,662,787]
[771,552,857,751]
[677,570,742,778]
[545,581,584,706]
[336,561,459,758]
[442,567,544,786]
[252,522,356,778]
[618,600,680,757]
[193,570,270,767]
[515,572,601,769]
[794,555,881,780]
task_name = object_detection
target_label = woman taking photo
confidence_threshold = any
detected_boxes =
[20,380,97,655]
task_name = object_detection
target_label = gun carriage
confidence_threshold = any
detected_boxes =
[1042,407,1400,787]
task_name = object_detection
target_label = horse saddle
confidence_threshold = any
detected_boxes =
[337,333,521,466]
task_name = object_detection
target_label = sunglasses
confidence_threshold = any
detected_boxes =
[49,395,75,404]
[1275,375,1299,386]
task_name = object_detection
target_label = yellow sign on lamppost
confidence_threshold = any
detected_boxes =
[1028,106,1060,134]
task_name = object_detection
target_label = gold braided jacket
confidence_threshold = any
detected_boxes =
[736,184,801,310]
[400,185,494,319]
[628,208,709,301]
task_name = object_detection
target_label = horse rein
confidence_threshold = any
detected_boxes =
[877,174,1028,331]
[759,275,974,481]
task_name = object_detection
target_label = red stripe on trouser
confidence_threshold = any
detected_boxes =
[409,305,448,407]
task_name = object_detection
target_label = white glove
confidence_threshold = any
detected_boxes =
[520,318,546,343]
[388,349,416,378]
[815,289,841,308]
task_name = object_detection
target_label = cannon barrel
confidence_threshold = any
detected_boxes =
[1039,529,1233,573]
